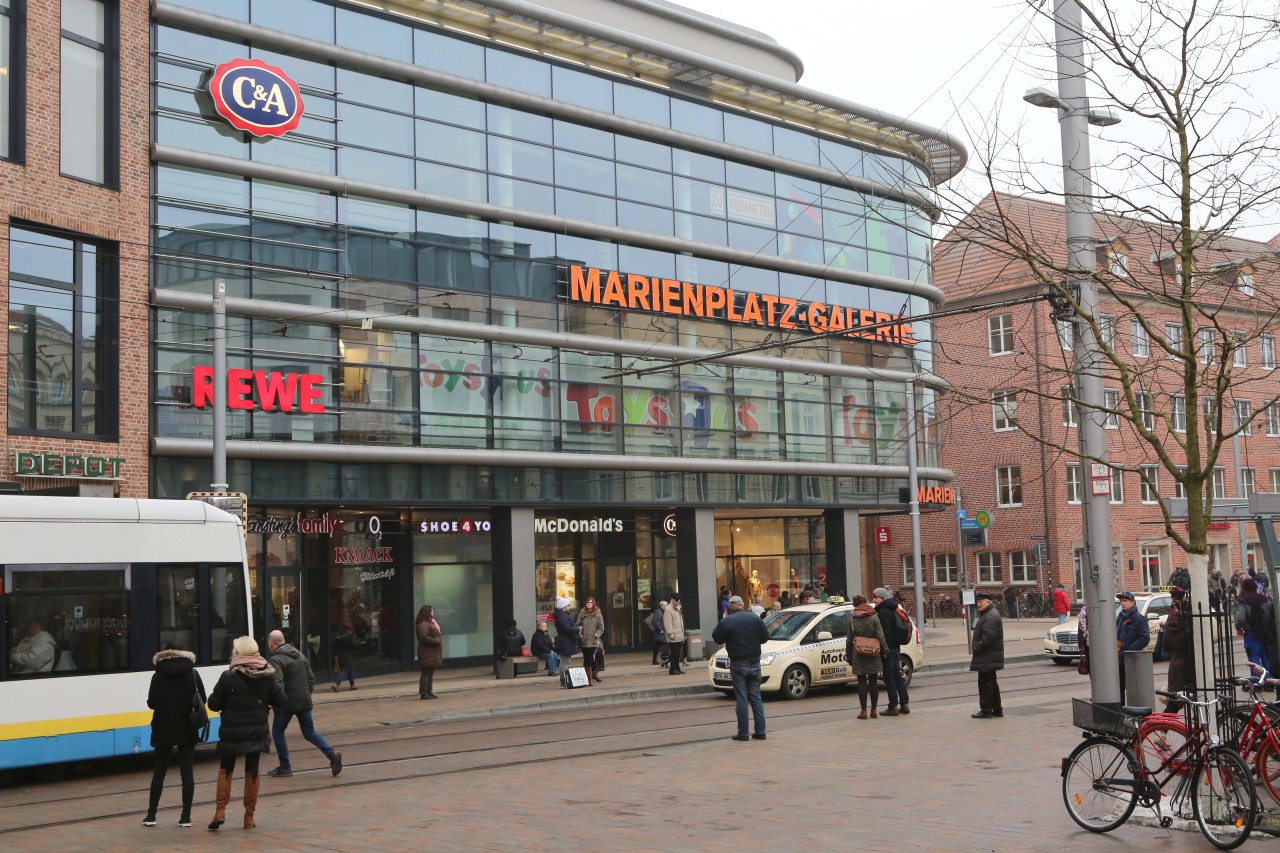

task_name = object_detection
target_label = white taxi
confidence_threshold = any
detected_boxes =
[707,602,924,700]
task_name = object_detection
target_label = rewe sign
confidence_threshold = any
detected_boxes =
[192,366,325,413]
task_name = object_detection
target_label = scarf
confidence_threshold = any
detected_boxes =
[230,652,268,670]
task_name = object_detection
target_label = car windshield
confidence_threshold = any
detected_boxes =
[762,610,816,641]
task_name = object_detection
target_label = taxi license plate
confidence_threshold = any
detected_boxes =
[1059,645,1079,654]
[713,672,732,683]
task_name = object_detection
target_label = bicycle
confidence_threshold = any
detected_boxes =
[1063,691,1257,849]
[935,594,960,619]
[1021,590,1048,618]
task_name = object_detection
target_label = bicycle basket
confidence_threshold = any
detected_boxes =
[1072,698,1135,738]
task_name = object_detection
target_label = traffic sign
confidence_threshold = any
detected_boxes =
[956,509,967,520]
[960,518,980,530]
[188,491,248,523]
[963,529,986,546]
[975,510,993,528]
[1031,534,1048,541]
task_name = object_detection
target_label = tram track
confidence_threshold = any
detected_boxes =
[0,662,1080,832]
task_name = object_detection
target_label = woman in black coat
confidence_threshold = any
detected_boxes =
[144,644,205,827]
[205,636,286,831]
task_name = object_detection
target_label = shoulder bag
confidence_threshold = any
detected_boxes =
[853,634,881,658]
[190,677,211,743]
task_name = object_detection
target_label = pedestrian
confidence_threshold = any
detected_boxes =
[663,593,687,675]
[1161,587,1195,711]
[778,591,792,609]
[717,586,731,621]
[530,619,559,675]
[749,596,766,617]
[1003,584,1019,619]
[416,605,442,699]
[1116,590,1150,705]
[970,591,1005,718]
[552,597,581,670]
[1235,578,1275,675]
[847,594,885,719]
[205,636,286,831]
[872,587,910,716]
[143,643,203,827]
[575,596,605,685]
[1169,565,1191,592]
[1208,565,1228,612]
[649,601,668,664]
[711,595,768,741]
[1076,604,1090,675]
[496,619,526,663]
[330,617,357,692]
[264,630,342,779]
[1052,583,1071,625]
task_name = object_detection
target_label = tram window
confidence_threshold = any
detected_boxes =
[157,565,201,659]
[209,563,249,663]
[6,564,130,676]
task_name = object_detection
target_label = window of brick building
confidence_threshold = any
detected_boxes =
[992,390,1017,431]
[0,0,23,161]
[1140,466,1159,504]
[61,0,118,186]
[988,314,1014,355]
[932,553,957,585]
[1009,550,1033,583]
[976,551,1000,584]
[997,465,1022,507]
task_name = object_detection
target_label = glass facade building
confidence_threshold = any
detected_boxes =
[148,0,960,669]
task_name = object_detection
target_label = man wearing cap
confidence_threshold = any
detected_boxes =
[1116,590,1150,704]
[711,595,768,741]
[662,593,686,675]
[970,591,1004,718]
[873,588,910,715]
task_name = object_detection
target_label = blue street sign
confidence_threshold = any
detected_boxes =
[960,518,980,530]
[956,509,967,520]
[1030,534,1048,541]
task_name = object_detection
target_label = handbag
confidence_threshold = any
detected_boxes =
[1077,651,1090,676]
[853,634,881,658]
[190,681,211,743]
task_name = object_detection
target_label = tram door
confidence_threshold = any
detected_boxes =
[262,569,304,650]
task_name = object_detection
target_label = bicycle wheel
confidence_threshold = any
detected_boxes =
[940,599,959,619]
[1191,747,1256,850]
[1062,736,1140,832]
[1253,738,1280,807]
[1137,716,1191,782]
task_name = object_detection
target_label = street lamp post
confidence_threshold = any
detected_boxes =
[1024,0,1120,705]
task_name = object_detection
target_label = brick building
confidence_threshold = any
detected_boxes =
[0,0,151,497]
[881,192,1280,609]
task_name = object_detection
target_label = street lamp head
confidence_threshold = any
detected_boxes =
[1086,108,1120,128]
[1023,87,1066,111]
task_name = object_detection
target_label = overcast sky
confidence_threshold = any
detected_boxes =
[675,0,1280,241]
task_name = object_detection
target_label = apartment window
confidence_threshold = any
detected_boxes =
[1066,463,1082,504]
[1056,318,1073,351]
[61,0,117,186]
[1099,314,1116,350]
[1109,250,1129,277]
[988,313,1014,355]
[997,465,1022,507]
[8,225,117,437]
[1205,398,1218,433]
[1140,465,1159,504]
[1131,319,1149,357]
[932,553,957,585]
[902,555,919,586]
[1262,334,1275,370]
[1136,392,1155,430]
[1062,387,1077,428]
[1198,327,1215,364]
[1110,469,1124,504]
[992,390,1017,431]
[1103,389,1120,429]
[1238,273,1255,296]
[1234,400,1252,435]
[1141,546,1162,590]
[1175,468,1187,500]
[0,0,22,161]
[1242,467,1256,495]
[1233,332,1247,368]
[1171,394,1186,432]
[1271,469,1280,494]
[976,552,1001,584]
[1212,467,1226,500]
[1166,322,1184,361]
[1270,405,1280,437]
[1009,550,1033,583]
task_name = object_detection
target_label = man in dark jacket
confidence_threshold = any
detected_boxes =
[970,591,1005,718]
[266,630,342,778]
[1116,590,1150,704]
[711,595,769,741]
[873,587,910,716]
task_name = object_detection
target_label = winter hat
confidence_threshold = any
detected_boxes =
[873,587,892,601]
[555,597,571,609]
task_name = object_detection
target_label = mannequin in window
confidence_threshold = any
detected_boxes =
[747,570,763,600]
[790,569,801,594]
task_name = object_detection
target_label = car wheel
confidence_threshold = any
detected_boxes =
[780,664,810,700]
[899,657,914,688]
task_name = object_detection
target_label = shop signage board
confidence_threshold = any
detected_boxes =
[208,58,304,138]
[191,366,325,413]
[15,451,124,480]
[875,526,891,545]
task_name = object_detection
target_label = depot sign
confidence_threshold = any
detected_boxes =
[192,366,325,413]
[569,265,915,344]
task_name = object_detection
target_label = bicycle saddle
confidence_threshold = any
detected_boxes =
[1121,705,1153,717]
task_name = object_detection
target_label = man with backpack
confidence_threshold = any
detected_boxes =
[872,587,911,716]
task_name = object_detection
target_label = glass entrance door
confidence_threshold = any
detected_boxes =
[604,561,632,648]
[263,569,303,649]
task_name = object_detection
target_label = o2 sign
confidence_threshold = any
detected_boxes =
[209,58,304,138]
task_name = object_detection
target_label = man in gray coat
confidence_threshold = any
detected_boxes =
[266,630,342,777]
[663,594,687,675]
[969,592,1005,719]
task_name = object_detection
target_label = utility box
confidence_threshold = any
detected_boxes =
[1124,649,1155,708]
[686,630,704,662]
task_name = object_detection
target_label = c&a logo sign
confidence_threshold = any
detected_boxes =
[209,58,304,138]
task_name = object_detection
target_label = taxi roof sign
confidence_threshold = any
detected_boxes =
[187,491,248,523]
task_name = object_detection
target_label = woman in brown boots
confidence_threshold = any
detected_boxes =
[575,597,606,685]
[846,595,885,719]
[206,636,286,831]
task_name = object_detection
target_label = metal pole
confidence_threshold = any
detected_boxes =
[906,382,926,636]
[1051,0,1119,704]
[211,278,228,492]
[1234,433,1248,577]
[957,489,972,652]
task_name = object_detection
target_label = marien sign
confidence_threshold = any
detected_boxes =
[568,265,915,344]
[208,58,304,138]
